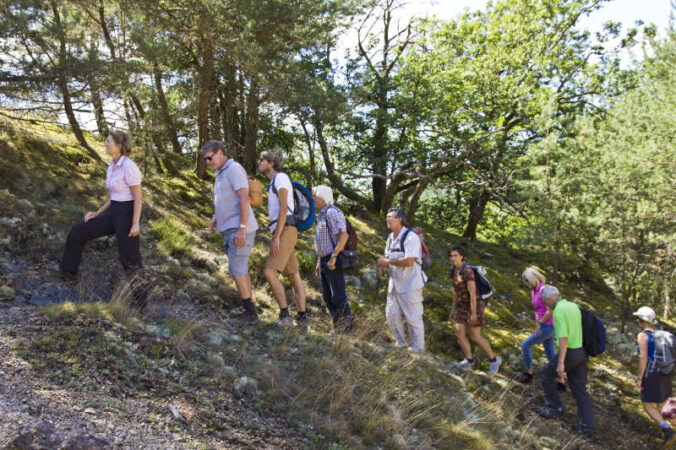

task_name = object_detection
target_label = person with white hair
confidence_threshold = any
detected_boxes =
[535,285,594,439]
[515,267,557,384]
[312,185,354,332]
[633,306,676,446]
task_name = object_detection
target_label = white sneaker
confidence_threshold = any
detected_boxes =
[488,356,502,375]
[454,359,474,370]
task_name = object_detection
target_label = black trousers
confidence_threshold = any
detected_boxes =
[319,254,353,330]
[60,201,142,274]
[540,347,594,430]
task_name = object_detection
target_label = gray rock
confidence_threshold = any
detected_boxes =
[344,275,361,289]
[62,433,110,450]
[0,285,16,300]
[234,376,259,394]
[207,331,223,347]
[361,268,378,290]
[28,296,60,306]
[9,420,62,449]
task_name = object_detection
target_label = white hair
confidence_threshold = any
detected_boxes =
[312,185,334,205]
[540,285,560,301]
[522,267,546,286]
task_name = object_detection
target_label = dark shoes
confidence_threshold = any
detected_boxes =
[231,311,259,325]
[663,427,676,448]
[52,267,77,281]
[535,405,564,420]
[572,423,594,440]
[556,381,568,392]
[515,371,533,384]
[296,313,309,329]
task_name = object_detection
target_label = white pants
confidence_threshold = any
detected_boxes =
[385,288,424,352]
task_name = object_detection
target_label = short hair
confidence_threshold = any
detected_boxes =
[108,130,132,156]
[312,185,334,205]
[387,207,406,224]
[200,140,225,156]
[540,285,560,301]
[259,150,283,170]
[449,245,465,260]
[523,267,546,286]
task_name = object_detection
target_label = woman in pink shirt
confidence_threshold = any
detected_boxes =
[515,267,557,384]
[57,130,143,279]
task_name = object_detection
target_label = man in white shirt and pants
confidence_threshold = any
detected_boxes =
[377,208,426,352]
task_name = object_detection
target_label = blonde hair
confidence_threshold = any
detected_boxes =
[523,267,546,286]
[108,130,132,156]
[312,185,334,205]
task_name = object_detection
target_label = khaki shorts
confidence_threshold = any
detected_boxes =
[265,225,299,277]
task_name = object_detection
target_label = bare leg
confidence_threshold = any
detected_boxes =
[644,402,667,425]
[287,272,306,312]
[468,326,495,360]
[233,273,252,299]
[263,267,287,309]
[455,323,473,359]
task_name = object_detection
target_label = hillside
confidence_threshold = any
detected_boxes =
[0,114,665,449]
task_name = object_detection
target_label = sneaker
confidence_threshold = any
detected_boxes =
[488,356,502,375]
[515,371,533,384]
[663,427,676,448]
[535,405,564,420]
[572,423,594,440]
[230,311,259,325]
[275,315,294,328]
[453,359,475,370]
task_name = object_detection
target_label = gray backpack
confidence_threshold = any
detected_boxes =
[647,330,676,375]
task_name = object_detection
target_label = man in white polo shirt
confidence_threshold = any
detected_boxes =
[201,141,259,324]
[377,207,426,352]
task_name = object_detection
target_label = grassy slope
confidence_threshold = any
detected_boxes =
[0,114,662,449]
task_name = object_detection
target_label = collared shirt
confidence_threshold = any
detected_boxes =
[553,299,583,349]
[314,205,347,257]
[532,283,554,325]
[384,227,426,294]
[267,172,294,233]
[106,156,142,201]
[214,158,259,233]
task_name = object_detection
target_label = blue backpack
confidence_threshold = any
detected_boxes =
[269,173,315,232]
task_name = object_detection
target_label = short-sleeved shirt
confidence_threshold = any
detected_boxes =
[106,156,142,201]
[532,283,554,325]
[214,159,258,233]
[385,227,425,294]
[553,299,583,349]
[268,172,294,233]
[315,205,347,257]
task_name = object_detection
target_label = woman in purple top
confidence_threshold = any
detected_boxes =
[515,267,557,384]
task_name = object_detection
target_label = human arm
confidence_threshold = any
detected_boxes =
[271,186,288,256]
[234,187,250,247]
[84,199,111,222]
[557,337,568,379]
[449,288,458,323]
[637,332,649,390]
[209,214,217,234]
[467,278,478,325]
[536,308,553,336]
[128,185,142,237]
[327,231,348,270]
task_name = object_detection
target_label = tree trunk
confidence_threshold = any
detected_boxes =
[152,62,182,154]
[300,118,316,187]
[196,25,214,179]
[463,188,491,239]
[51,2,100,161]
[371,81,388,213]
[406,178,429,226]
[242,76,260,173]
[89,76,108,137]
[220,65,239,160]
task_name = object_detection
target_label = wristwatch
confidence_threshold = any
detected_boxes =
[331,253,338,258]
[239,224,246,229]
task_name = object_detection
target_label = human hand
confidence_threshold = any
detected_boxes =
[327,256,337,270]
[84,211,97,222]
[209,217,217,234]
[376,258,389,270]
[557,362,566,380]
[235,228,246,247]
[470,312,477,326]
[128,223,140,237]
[315,262,320,278]
[449,310,456,323]
[535,322,542,336]
[271,236,280,256]
[637,377,643,391]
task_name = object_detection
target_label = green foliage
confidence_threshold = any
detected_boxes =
[150,217,195,257]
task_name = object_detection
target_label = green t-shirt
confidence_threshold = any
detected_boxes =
[553,299,583,349]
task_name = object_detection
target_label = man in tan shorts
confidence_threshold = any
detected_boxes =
[258,150,307,327]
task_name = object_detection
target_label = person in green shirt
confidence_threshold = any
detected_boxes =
[535,286,594,438]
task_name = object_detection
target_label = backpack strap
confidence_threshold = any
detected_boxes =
[323,206,340,248]
[268,171,293,229]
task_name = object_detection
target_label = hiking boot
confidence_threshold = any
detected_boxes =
[515,371,533,384]
[51,267,77,281]
[230,311,259,325]
[488,356,502,375]
[663,427,676,448]
[454,359,474,370]
[275,314,294,328]
[535,405,564,420]
[296,313,309,329]
[572,423,594,440]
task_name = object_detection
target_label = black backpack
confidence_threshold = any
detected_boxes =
[580,308,606,357]
[452,264,494,301]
